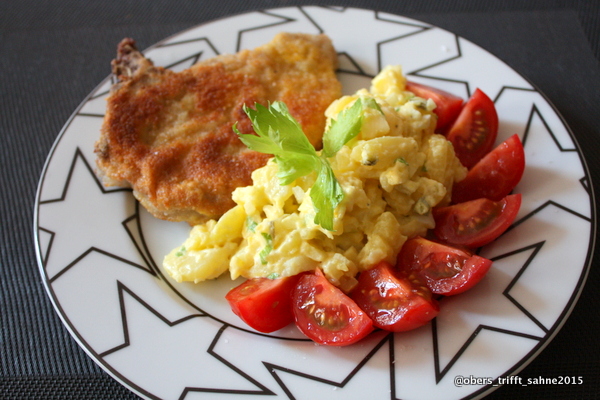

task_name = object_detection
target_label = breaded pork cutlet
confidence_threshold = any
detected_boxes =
[94,33,341,225]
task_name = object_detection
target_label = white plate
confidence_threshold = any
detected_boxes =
[34,6,595,400]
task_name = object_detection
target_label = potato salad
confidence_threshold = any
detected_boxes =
[163,66,467,292]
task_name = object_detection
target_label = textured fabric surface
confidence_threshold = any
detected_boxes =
[1,1,599,399]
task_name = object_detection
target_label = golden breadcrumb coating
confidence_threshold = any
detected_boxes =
[94,33,341,225]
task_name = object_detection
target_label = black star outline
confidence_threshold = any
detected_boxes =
[164,51,204,70]
[502,86,594,198]
[135,207,309,338]
[428,197,594,398]
[138,9,296,58]
[431,240,546,385]
[406,33,470,94]
[97,282,275,399]
[127,200,215,318]
[374,15,437,74]
[337,52,370,77]
[502,88,576,151]
[88,87,110,101]
[259,333,391,398]
[77,112,106,118]
[151,38,218,68]
[235,9,298,52]
[77,93,110,118]
[37,148,154,283]
[495,241,548,333]
[410,47,534,101]
[301,6,435,75]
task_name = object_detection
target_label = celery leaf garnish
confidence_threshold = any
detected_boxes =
[322,98,364,157]
[234,100,364,230]
[311,158,344,230]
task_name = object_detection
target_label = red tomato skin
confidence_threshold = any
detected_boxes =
[452,134,525,204]
[351,261,439,332]
[292,269,374,346]
[226,275,302,333]
[425,254,492,295]
[405,81,464,130]
[446,88,499,169]
[398,237,493,296]
[433,193,522,248]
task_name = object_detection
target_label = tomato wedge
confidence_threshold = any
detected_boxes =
[433,194,522,248]
[292,269,373,346]
[226,275,302,333]
[351,261,439,332]
[405,81,464,130]
[397,237,493,296]
[452,134,525,204]
[446,88,498,168]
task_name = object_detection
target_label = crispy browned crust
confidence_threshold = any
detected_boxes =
[94,33,341,225]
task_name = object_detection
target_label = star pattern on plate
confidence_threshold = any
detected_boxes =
[210,327,392,398]
[265,336,393,399]
[432,245,546,383]
[37,148,151,282]
[426,84,593,390]
[301,6,432,76]
[409,36,532,100]
[33,6,595,400]
[145,38,219,72]
[100,283,274,399]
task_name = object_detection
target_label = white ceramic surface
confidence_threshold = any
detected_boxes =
[34,6,595,400]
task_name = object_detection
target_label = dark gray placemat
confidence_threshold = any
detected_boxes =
[2,1,599,399]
